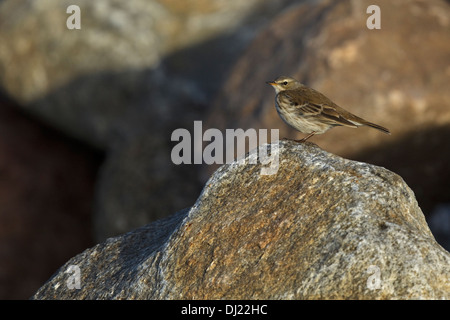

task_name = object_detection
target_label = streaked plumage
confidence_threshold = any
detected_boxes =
[266,76,390,141]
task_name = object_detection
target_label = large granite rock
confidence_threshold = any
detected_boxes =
[32,141,450,299]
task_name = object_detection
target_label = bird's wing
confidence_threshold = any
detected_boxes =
[281,90,358,128]
[278,92,321,115]
[319,103,358,127]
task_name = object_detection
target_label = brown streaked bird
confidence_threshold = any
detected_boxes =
[266,76,390,142]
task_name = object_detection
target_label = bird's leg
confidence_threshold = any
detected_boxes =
[295,132,316,143]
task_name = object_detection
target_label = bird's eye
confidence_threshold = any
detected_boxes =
[283,81,288,85]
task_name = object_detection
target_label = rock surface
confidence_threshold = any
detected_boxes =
[32,141,450,299]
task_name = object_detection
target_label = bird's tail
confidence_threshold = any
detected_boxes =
[361,120,391,135]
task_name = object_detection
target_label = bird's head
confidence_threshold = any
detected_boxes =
[266,76,303,94]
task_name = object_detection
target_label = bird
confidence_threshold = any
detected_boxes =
[266,76,390,142]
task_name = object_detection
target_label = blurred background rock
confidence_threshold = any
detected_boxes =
[0,0,448,299]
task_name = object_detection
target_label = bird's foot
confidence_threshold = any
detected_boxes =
[294,132,316,143]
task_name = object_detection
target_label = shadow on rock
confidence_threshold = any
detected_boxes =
[352,125,450,248]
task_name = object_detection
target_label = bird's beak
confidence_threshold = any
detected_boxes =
[266,81,276,86]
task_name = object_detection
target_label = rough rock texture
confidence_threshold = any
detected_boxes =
[32,141,450,299]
